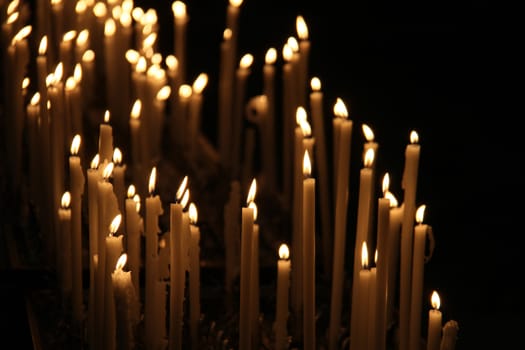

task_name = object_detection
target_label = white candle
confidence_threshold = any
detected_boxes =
[249,201,260,349]
[87,154,100,349]
[400,130,421,350]
[439,320,459,350]
[26,92,41,204]
[218,28,234,164]
[81,49,95,108]
[57,192,72,301]
[281,44,294,210]
[302,151,316,350]
[125,186,142,295]
[239,178,256,350]
[262,47,277,189]
[104,215,124,350]
[328,98,352,350]
[169,175,188,350]
[275,244,291,350]
[188,202,201,350]
[113,148,126,217]
[386,192,403,327]
[112,253,140,350]
[296,15,310,109]
[99,110,114,163]
[188,73,208,155]
[129,99,142,187]
[69,135,85,325]
[368,260,377,350]
[427,291,442,350]
[309,78,332,279]
[145,167,164,350]
[172,1,188,83]
[410,205,431,350]
[351,242,371,350]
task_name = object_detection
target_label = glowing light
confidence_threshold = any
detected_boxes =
[148,167,157,194]
[364,148,375,168]
[176,176,188,202]
[310,77,321,91]
[12,25,32,45]
[192,73,208,94]
[229,0,243,7]
[296,106,307,125]
[127,184,136,199]
[415,204,426,224]
[54,62,64,82]
[109,214,122,235]
[38,36,48,55]
[249,201,258,221]
[90,154,100,169]
[282,44,293,62]
[104,18,116,36]
[303,150,312,177]
[61,191,71,208]
[166,55,178,71]
[223,28,232,41]
[133,194,141,212]
[115,253,127,270]
[63,30,77,42]
[82,49,95,62]
[382,173,390,195]
[131,100,142,119]
[76,29,89,47]
[156,86,171,101]
[113,147,122,165]
[296,15,309,40]
[431,291,440,310]
[287,36,299,52]
[385,191,399,208]
[410,130,419,144]
[179,84,192,99]
[278,244,290,260]
[104,110,110,123]
[240,54,254,69]
[333,98,348,118]
[103,162,114,180]
[126,49,139,65]
[172,1,186,18]
[246,178,257,204]
[65,77,76,91]
[361,241,369,269]
[362,124,375,142]
[30,92,40,106]
[189,202,198,224]
[93,2,107,18]
[181,189,190,209]
[265,47,277,65]
[70,135,81,155]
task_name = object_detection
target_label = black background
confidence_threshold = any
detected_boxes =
[1,0,515,349]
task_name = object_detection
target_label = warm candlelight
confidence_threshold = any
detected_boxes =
[295,15,310,108]
[275,243,291,350]
[113,147,126,216]
[57,191,72,300]
[351,241,371,350]
[188,202,201,350]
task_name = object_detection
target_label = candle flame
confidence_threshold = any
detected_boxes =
[282,43,293,62]
[70,134,81,155]
[364,148,375,168]
[151,53,163,66]
[75,0,87,14]
[93,2,107,18]
[181,188,190,209]
[431,291,440,310]
[127,184,136,198]
[287,36,299,52]
[38,35,48,55]
[112,5,122,21]
[65,76,76,91]
[51,0,62,5]
[115,253,127,270]
[310,77,321,91]
[133,194,141,212]
[103,162,114,180]
[126,49,139,64]
[135,56,147,73]
[239,53,254,69]
[179,84,192,98]
[156,85,171,101]
[382,173,390,195]
[61,191,71,209]
[148,167,157,194]
[223,28,232,41]
[300,120,312,138]
[385,191,399,207]
[229,0,243,7]
[362,124,375,142]
[176,175,188,202]
[21,77,29,90]
[142,32,157,49]
[45,73,55,87]
[104,110,110,123]
[63,30,77,42]
[90,154,100,169]
[7,12,18,25]
[333,98,348,118]
[73,64,82,83]
[296,15,309,40]
[12,25,31,45]
[192,73,208,94]
[303,150,312,177]
[82,49,95,62]
[278,243,290,260]
[131,99,141,119]
[265,47,277,65]
[132,6,144,21]
[113,147,122,165]
[189,202,198,224]
[296,106,307,125]
[249,201,258,221]
[104,18,116,36]
[410,130,419,144]
[415,204,426,224]
[76,29,89,47]
[30,92,40,106]
[54,62,64,82]
[122,0,133,14]
[7,0,19,15]
[166,55,178,71]
[246,178,257,204]
[172,1,186,18]
[361,241,369,269]
[109,214,122,235]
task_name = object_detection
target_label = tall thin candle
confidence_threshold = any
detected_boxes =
[427,291,442,350]
[188,202,201,350]
[275,244,291,350]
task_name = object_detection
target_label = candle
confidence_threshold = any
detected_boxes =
[104,214,124,350]
[152,84,170,160]
[188,202,201,350]
[81,49,95,108]
[281,44,294,209]
[145,166,164,350]
[174,84,192,152]
[302,150,316,350]
[188,73,208,155]
[129,99,142,187]
[125,185,142,295]
[328,97,352,350]
[99,110,114,163]
[427,291,442,350]
[169,176,188,350]
[231,53,253,179]
[112,253,140,350]
[368,255,377,350]
[439,320,459,350]
[274,243,291,350]
[65,68,83,140]
[410,205,432,350]
[296,15,310,109]
[262,47,277,189]
[172,1,188,84]
[112,148,126,217]
[59,30,76,79]
[350,242,371,350]
[69,134,85,325]
[26,92,41,204]
[374,174,392,350]
[87,154,100,349]
[385,191,403,327]
[331,99,345,201]
[239,178,256,350]
[400,130,421,350]
[249,201,260,349]
[309,77,332,278]
[218,28,233,164]
[362,124,379,241]
[57,191,72,301]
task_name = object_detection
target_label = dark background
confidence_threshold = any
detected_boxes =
[1,0,514,349]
